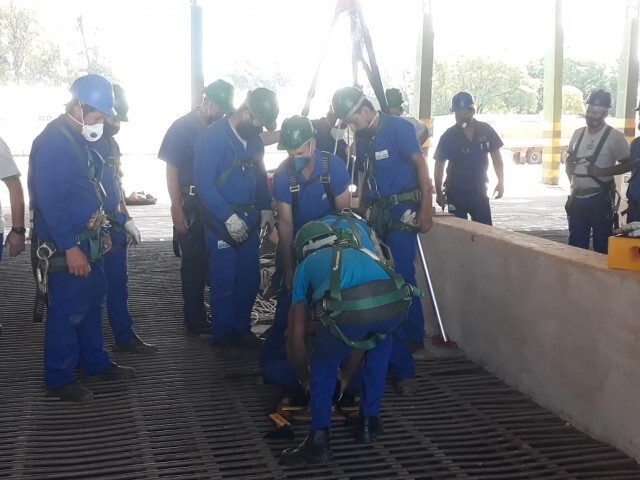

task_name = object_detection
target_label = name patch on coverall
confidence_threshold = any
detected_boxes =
[375,150,389,160]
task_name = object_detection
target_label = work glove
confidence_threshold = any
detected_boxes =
[260,210,276,229]
[124,219,142,246]
[614,221,640,238]
[400,209,417,226]
[225,213,249,242]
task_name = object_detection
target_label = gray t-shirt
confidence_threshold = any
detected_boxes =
[567,125,630,198]
[0,136,20,233]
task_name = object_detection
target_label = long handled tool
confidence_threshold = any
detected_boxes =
[416,236,457,348]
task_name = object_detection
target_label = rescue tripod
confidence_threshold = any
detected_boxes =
[300,0,456,348]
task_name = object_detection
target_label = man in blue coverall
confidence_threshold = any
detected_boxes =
[194,88,279,359]
[622,100,640,223]
[94,84,157,354]
[331,87,432,356]
[259,115,351,376]
[280,221,420,465]
[433,91,505,226]
[28,74,135,403]
[159,79,235,336]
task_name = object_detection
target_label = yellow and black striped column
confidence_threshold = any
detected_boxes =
[542,0,563,186]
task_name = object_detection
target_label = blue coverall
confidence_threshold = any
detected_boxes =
[292,246,414,431]
[158,110,210,331]
[628,138,640,223]
[433,120,503,226]
[93,136,135,345]
[259,151,349,370]
[28,116,112,389]
[193,118,271,345]
[355,113,425,345]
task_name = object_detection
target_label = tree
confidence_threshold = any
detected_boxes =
[562,85,584,115]
[227,61,291,93]
[528,58,618,112]
[431,58,539,115]
[0,1,39,84]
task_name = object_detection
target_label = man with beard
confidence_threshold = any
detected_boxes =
[433,91,504,226]
[159,79,235,336]
[331,86,431,384]
[194,88,279,359]
[95,84,156,354]
[28,74,135,402]
[565,89,632,253]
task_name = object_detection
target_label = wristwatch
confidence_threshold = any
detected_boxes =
[10,227,26,235]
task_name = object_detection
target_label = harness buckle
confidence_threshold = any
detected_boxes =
[36,243,55,260]
[188,185,196,196]
[289,184,300,193]
[389,194,399,205]
[320,175,330,184]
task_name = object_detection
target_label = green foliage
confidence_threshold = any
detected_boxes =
[528,57,618,112]
[431,58,539,115]
[562,85,585,115]
[0,2,113,86]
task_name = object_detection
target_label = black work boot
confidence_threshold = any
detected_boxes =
[280,429,333,466]
[113,336,158,355]
[46,382,94,403]
[356,414,382,443]
[81,362,136,383]
[184,320,212,337]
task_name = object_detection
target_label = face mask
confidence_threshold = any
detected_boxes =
[67,105,104,142]
[103,122,120,138]
[456,116,473,129]
[294,151,313,171]
[237,121,262,140]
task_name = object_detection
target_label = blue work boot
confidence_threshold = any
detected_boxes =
[113,335,158,355]
[81,362,136,383]
[355,414,382,443]
[280,429,333,466]
[46,382,94,403]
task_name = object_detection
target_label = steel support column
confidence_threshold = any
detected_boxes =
[542,0,563,185]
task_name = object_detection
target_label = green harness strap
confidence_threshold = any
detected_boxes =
[316,243,423,350]
[369,189,422,237]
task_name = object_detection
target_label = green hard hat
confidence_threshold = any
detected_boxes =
[112,84,129,122]
[332,86,365,119]
[277,115,315,150]
[385,88,404,109]
[294,221,336,261]
[246,88,279,131]
[204,79,235,113]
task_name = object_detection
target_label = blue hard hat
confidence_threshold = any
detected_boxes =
[586,89,612,109]
[450,91,474,112]
[70,74,116,116]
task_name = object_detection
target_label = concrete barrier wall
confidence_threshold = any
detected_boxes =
[415,216,640,460]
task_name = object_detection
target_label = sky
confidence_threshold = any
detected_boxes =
[0,0,636,156]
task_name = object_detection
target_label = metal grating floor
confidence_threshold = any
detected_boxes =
[1,242,638,480]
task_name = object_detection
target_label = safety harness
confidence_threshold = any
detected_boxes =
[31,123,109,322]
[287,151,336,212]
[201,130,261,248]
[360,115,422,238]
[312,241,423,350]
[566,126,621,227]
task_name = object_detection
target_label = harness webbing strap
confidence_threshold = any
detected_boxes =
[288,151,335,213]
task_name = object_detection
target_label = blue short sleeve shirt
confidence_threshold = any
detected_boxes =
[158,110,206,188]
[433,120,503,191]
[354,113,422,202]
[291,247,391,305]
[273,151,350,232]
[628,137,640,201]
